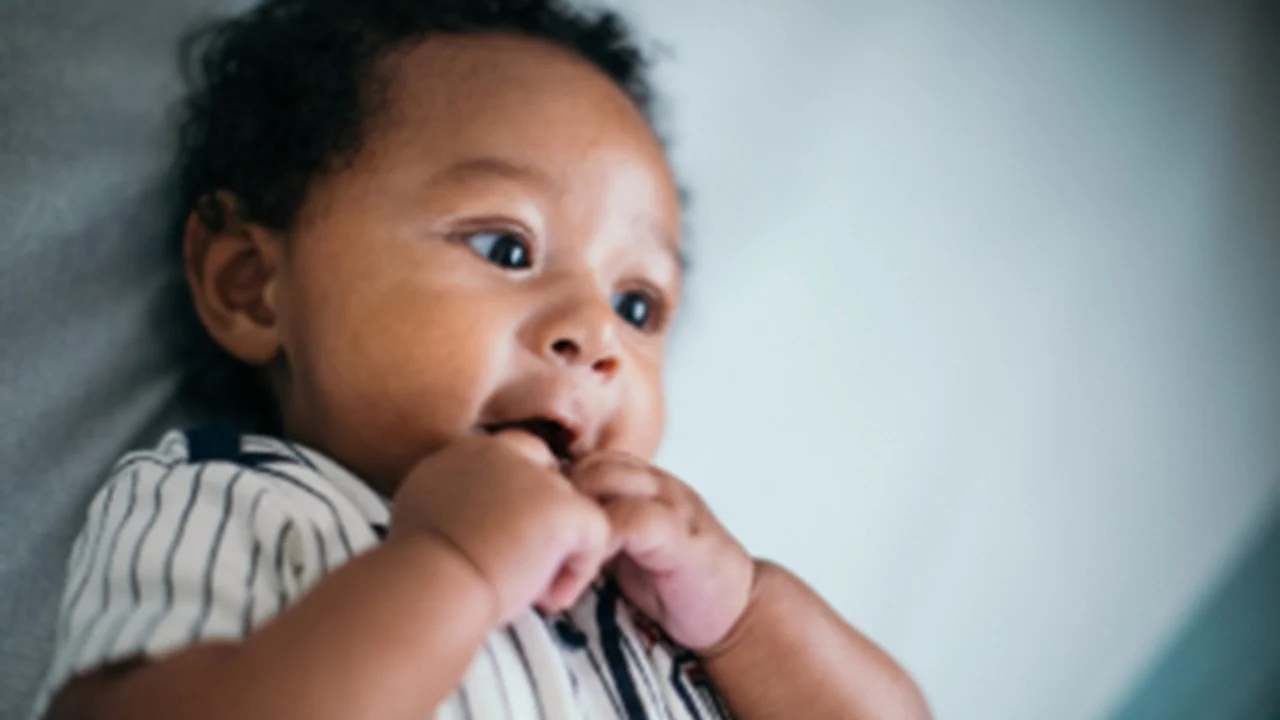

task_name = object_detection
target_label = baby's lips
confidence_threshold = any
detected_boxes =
[478,375,603,453]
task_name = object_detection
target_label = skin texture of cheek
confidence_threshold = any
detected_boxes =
[274,240,518,491]
[610,366,666,461]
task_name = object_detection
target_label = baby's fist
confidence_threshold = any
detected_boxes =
[392,431,611,624]
[568,452,754,650]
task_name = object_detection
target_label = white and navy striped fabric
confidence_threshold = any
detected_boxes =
[32,428,731,720]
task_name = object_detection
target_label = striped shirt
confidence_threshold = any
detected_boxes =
[33,428,731,720]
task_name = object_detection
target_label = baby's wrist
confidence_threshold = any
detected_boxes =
[383,529,501,627]
[696,559,788,661]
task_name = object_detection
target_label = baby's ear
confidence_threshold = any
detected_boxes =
[183,191,284,365]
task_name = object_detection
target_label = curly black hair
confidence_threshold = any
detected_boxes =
[174,0,663,429]
[179,0,656,233]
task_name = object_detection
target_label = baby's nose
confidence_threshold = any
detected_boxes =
[532,295,622,380]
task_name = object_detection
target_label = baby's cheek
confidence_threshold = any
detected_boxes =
[613,368,667,460]
[338,304,506,453]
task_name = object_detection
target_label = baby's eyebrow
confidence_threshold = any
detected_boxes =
[625,214,686,281]
[645,221,687,274]
[429,156,556,191]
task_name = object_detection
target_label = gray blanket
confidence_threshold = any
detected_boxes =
[0,1,250,714]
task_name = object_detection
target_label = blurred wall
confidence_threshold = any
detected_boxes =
[617,2,1280,719]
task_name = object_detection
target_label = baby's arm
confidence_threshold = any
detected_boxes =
[44,431,609,720]
[565,454,929,719]
[702,561,931,720]
[50,535,493,720]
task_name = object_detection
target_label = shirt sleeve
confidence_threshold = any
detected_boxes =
[37,454,309,706]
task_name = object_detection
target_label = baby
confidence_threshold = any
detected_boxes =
[34,1,930,718]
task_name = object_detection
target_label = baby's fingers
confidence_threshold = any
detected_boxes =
[569,453,662,501]
[535,505,611,612]
[487,428,562,472]
[602,497,686,574]
[535,553,600,612]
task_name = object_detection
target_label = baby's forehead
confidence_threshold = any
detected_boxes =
[376,34,656,148]
[353,34,683,241]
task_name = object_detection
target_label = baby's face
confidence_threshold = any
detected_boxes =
[271,35,682,492]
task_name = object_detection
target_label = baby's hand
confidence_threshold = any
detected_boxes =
[568,453,755,651]
[391,431,611,624]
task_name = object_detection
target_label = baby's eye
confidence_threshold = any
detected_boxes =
[465,231,532,270]
[613,290,662,332]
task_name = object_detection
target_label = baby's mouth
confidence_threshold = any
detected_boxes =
[482,417,578,469]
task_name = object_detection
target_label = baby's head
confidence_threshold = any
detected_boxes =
[178,0,682,494]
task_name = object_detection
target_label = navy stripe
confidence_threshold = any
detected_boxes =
[127,465,178,604]
[96,468,163,656]
[61,478,122,635]
[253,464,355,558]
[678,652,728,719]
[618,620,671,719]
[553,605,625,717]
[271,522,292,616]
[281,440,320,471]
[457,683,474,720]
[597,582,649,720]
[695,675,730,718]
[312,525,330,574]
[484,643,514,720]
[668,655,708,720]
[109,453,179,479]
[139,465,207,643]
[64,471,140,663]
[192,469,246,639]
[507,627,548,720]
[108,465,179,655]
[240,539,263,634]
[240,489,270,634]
[580,623,626,718]
[96,470,141,623]
[566,659,581,697]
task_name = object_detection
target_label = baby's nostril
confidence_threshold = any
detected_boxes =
[551,338,578,359]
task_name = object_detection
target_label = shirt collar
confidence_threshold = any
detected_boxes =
[242,433,392,527]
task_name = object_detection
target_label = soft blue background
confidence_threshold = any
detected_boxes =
[631,2,1279,718]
